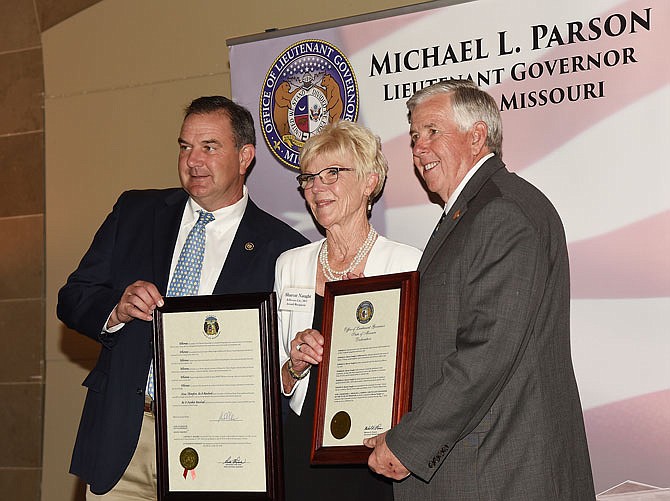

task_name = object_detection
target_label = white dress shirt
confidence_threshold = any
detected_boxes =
[168,186,248,295]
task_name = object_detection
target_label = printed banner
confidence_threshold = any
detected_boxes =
[229,0,670,493]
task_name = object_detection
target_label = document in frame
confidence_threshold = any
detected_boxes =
[311,271,419,464]
[153,293,284,501]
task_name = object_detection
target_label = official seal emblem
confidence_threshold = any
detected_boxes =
[203,315,220,339]
[260,39,359,169]
[356,301,374,325]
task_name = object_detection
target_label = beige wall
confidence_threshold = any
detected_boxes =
[42,1,424,499]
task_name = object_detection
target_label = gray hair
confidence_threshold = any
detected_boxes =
[406,80,502,157]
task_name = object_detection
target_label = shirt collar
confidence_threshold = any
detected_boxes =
[443,153,494,215]
[186,185,249,222]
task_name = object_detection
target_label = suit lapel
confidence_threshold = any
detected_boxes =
[212,199,261,294]
[419,156,505,272]
[153,190,188,293]
[419,201,466,272]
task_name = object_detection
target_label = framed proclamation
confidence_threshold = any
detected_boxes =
[153,292,284,500]
[311,271,419,464]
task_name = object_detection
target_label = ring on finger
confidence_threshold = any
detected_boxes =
[296,343,304,352]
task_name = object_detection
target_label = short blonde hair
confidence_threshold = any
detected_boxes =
[299,120,388,199]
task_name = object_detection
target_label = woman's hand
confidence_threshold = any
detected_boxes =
[290,328,324,372]
[282,329,324,393]
[344,271,365,280]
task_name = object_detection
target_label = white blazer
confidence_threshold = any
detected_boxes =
[274,236,422,415]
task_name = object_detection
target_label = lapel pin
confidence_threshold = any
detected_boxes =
[452,209,461,221]
[244,242,255,251]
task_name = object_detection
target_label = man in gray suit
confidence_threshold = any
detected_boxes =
[364,80,595,499]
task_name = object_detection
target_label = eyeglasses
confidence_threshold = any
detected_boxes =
[296,167,354,189]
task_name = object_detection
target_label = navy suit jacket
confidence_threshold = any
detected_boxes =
[57,188,307,494]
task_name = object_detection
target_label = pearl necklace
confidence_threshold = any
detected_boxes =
[319,226,378,281]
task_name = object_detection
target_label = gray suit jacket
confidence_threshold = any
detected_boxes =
[386,156,594,500]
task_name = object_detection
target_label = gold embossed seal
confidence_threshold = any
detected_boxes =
[180,447,199,479]
[330,411,352,440]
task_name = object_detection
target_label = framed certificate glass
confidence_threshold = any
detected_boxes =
[311,271,419,464]
[153,293,283,500]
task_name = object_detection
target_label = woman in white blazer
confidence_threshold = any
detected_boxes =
[274,120,421,500]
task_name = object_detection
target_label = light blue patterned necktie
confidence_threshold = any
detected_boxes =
[166,210,215,297]
[147,210,215,399]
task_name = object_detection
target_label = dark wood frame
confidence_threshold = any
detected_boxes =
[311,271,419,464]
[153,292,284,500]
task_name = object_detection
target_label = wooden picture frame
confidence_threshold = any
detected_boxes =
[153,292,284,500]
[311,271,419,464]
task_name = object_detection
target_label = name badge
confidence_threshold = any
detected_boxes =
[279,288,314,312]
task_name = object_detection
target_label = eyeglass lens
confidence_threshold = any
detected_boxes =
[299,167,341,188]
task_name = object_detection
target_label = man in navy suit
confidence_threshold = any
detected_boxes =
[57,96,307,498]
